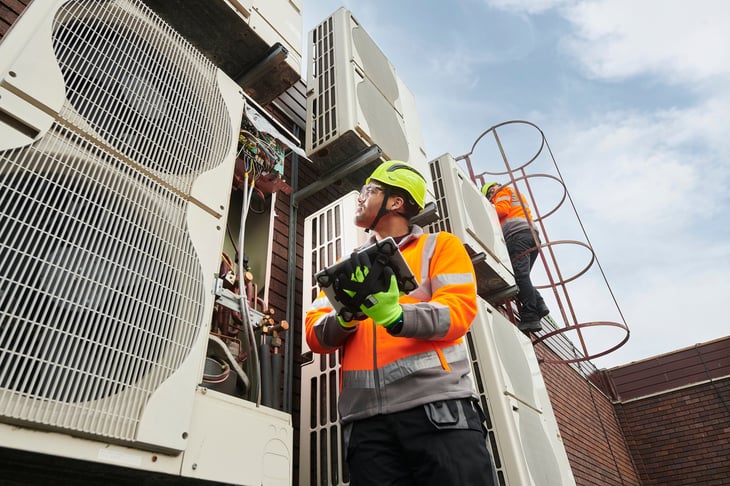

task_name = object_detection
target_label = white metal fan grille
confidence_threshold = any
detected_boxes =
[0,122,204,441]
[301,195,365,486]
[308,15,338,151]
[52,0,232,196]
[426,157,454,235]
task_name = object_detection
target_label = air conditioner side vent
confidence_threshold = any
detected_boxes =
[304,8,428,189]
[427,154,517,304]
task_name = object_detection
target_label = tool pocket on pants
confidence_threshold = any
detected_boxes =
[424,398,481,431]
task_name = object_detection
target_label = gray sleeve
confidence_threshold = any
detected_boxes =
[393,303,451,340]
[312,311,358,349]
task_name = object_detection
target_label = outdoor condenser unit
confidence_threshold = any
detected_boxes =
[0,1,291,484]
[143,0,303,105]
[300,192,366,485]
[428,153,518,305]
[305,7,428,189]
[466,299,576,485]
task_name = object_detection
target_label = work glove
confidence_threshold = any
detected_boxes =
[359,267,403,327]
[336,260,370,328]
[335,251,403,328]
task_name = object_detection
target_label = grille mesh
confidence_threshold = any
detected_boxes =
[308,15,338,151]
[0,0,234,442]
[0,126,203,439]
[300,196,361,485]
[53,0,231,194]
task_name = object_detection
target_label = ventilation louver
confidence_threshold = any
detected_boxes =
[299,192,366,485]
[0,0,242,452]
[466,299,576,485]
[305,7,427,190]
[427,153,517,304]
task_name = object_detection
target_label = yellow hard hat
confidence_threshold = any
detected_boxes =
[481,182,499,198]
[367,161,426,209]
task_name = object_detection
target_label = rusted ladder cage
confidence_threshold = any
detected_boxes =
[457,120,630,364]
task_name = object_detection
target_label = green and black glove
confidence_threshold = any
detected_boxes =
[334,250,403,328]
[360,267,402,327]
[336,260,369,328]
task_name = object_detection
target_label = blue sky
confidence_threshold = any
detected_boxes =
[301,0,730,368]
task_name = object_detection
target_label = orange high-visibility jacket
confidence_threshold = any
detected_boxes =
[305,226,478,424]
[492,185,532,239]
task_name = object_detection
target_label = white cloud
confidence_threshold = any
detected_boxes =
[485,0,572,15]
[563,0,730,83]
[522,95,730,368]
[549,98,729,228]
[486,0,730,84]
[591,262,730,368]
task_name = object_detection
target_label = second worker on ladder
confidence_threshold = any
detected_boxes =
[482,182,549,332]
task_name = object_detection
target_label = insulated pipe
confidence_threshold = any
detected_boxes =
[259,336,272,407]
[238,173,262,404]
[271,350,283,410]
[283,149,299,413]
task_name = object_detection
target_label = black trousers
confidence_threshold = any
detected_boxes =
[506,229,545,319]
[345,398,499,486]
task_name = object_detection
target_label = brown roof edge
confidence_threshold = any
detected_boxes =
[606,335,730,371]
[604,335,730,401]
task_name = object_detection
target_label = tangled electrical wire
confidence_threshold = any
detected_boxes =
[234,114,285,182]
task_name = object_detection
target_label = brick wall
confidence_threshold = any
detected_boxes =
[535,343,641,485]
[614,377,730,485]
[0,0,28,37]
[271,153,352,486]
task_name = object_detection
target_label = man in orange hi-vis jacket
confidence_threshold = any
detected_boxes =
[306,161,498,486]
[482,182,550,332]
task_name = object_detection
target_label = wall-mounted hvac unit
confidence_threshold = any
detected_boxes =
[300,192,366,485]
[305,7,428,191]
[0,1,291,484]
[143,0,303,105]
[428,153,517,305]
[466,299,576,485]
[301,192,367,348]
[247,0,302,71]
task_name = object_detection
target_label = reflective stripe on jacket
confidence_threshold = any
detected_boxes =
[493,185,532,239]
[305,225,478,423]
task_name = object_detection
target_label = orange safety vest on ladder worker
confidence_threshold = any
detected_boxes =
[492,185,533,239]
[305,225,478,424]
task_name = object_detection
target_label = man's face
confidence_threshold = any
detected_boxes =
[355,183,385,228]
[486,184,500,201]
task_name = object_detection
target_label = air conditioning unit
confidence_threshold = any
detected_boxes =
[301,192,367,354]
[300,192,367,485]
[248,0,302,70]
[466,299,576,485]
[142,0,303,105]
[0,1,291,483]
[427,153,518,304]
[305,7,428,190]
